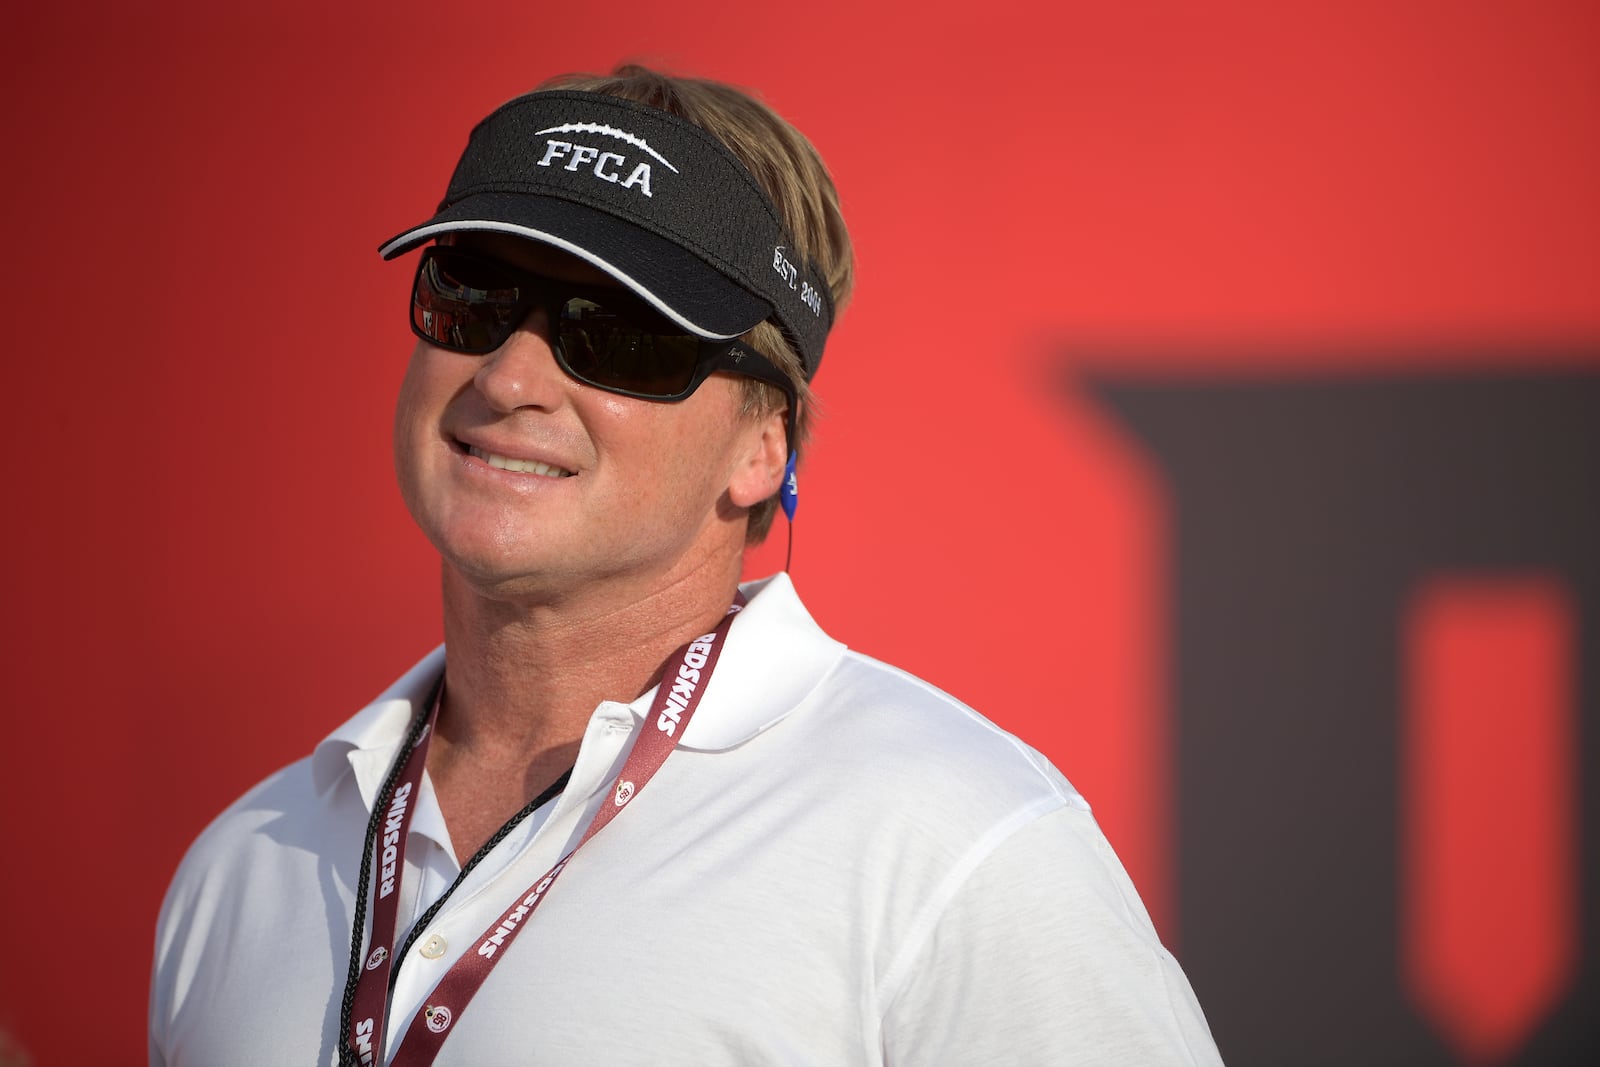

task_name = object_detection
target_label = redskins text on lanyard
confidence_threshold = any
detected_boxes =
[344,602,742,1066]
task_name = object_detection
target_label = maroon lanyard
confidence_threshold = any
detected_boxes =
[345,601,742,1066]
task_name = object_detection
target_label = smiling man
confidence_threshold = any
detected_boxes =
[150,66,1222,1066]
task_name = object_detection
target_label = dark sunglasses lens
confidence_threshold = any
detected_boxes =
[559,298,701,397]
[413,252,524,353]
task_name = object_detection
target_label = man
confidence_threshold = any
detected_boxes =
[150,65,1223,1065]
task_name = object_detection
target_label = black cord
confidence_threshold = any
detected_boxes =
[388,765,572,985]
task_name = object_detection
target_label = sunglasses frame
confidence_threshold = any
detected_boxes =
[410,245,797,447]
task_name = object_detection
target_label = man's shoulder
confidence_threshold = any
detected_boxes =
[150,749,358,1066]
[197,753,320,836]
[159,755,325,906]
[733,574,1085,818]
[156,648,440,920]
[816,645,1085,807]
[721,632,1093,880]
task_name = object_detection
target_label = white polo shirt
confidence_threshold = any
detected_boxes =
[150,574,1221,1065]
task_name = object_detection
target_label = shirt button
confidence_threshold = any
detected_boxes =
[419,934,447,959]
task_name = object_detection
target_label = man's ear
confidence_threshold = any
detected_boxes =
[727,407,790,508]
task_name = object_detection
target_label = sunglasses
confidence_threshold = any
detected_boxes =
[410,246,796,435]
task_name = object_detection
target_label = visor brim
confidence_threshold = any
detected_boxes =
[379,192,773,343]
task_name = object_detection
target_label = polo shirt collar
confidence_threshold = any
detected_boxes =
[670,572,847,751]
[308,572,846,795]
[310,648,445,800]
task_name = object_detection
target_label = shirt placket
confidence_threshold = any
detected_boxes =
[380,700,641,1058]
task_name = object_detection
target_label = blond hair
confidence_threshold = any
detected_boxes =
[536,64,855,542]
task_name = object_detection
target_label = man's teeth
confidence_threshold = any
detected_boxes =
[469,446,573,477]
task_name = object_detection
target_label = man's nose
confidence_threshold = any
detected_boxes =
[473,306,568,412]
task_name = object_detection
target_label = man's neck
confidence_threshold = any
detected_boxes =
[425,555,743,861]
[439,563,743,748]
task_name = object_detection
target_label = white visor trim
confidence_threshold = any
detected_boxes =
[378,220,747,342]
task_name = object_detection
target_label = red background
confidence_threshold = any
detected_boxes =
[3,1,1597,1063]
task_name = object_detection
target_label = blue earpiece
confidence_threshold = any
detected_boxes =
[780,451,799,521]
